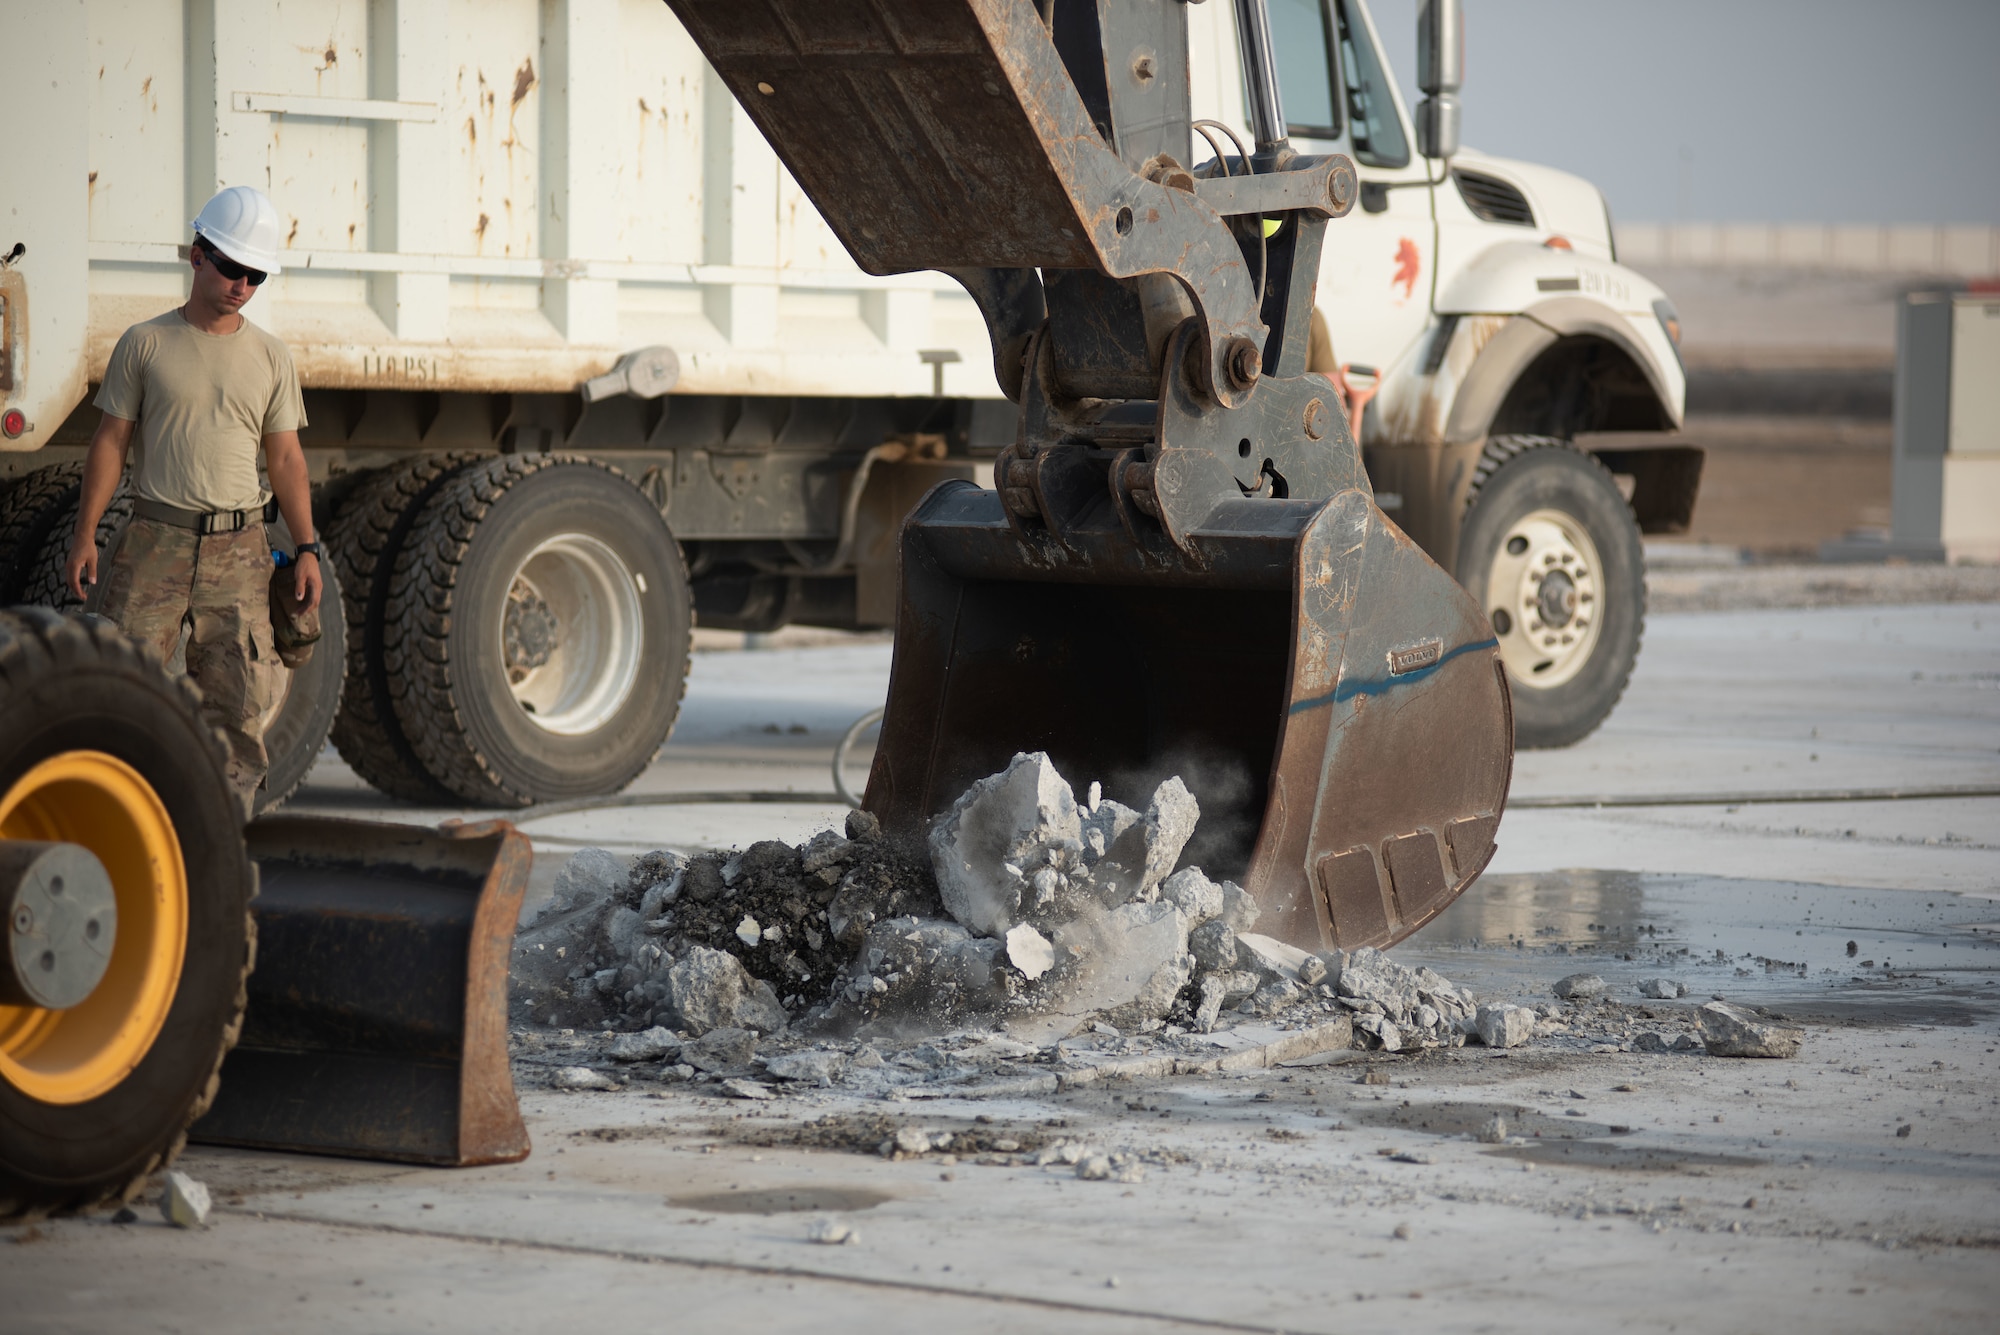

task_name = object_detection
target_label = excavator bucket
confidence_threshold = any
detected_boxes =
[663,0,1514,950]
[866,481,1512,951]
[190,818,531,1166]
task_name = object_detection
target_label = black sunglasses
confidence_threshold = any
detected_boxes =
[196,241,267,287]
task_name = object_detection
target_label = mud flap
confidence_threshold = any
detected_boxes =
[864,483,1511,954]
[190,818,531,1166]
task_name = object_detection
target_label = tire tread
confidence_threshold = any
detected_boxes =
[384,455,691,807]
[0,608,253,1220]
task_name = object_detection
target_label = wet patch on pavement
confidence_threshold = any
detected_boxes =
[1399,869,2000,1026]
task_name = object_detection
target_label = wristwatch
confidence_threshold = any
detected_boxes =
[294,541,322,560]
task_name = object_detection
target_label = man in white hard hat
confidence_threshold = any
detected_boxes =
[64,185,321,816]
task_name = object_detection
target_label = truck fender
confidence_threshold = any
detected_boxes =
[1442,296,1682,446]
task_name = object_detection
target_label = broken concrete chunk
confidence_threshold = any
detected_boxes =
[928,752,1081,938]
[1553,973,1607,1000]
[765,1048,847,1084]
[1236,932,1316,987]
[550,1066,620,1091]
[1250,978,1304,1015]
[683,1026,759,1073]
[160,1171,211,1229]
[1194,969,1260,1032]
[807,1219,859,1245]
[1354,1014,1403,1052]
[1074,1154,1145,1183]
[1474,1003,1536,1049]
[1156,866,1224,926]
[1477,1114,1508,1144]
[799,829,854,878]
[1697,1001,1803,1058]
[1187,920,1238,973]
[846,917,1010,1023]
[1413,966,1474,1019]
[1297,955,1329,988]
[1138,777,1200,894]
[1338,947,1421,1022]
[666,946,786,1036]
[1047,900,1192,1031]
[1216,881,1260,935]
[1005,923,1055,980]
[607,1026,682,1062]
[720,1077,775,1100]
[1078,798,1147,901]
[1637,977,1688,999]
[736,916,763,948]
[549,847,627,915]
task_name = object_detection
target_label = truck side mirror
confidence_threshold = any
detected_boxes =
[1416,0,1462,160]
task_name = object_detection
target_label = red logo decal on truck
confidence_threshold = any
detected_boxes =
[1392,238,1421,301]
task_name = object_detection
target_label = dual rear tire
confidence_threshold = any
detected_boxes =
[329,454,692,807]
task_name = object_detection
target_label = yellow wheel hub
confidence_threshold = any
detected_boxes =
[0,752,186,1105]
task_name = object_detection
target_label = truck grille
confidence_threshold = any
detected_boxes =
[1453,170,1535,226]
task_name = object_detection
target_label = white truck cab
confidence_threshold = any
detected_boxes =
[1197,0,1696,746]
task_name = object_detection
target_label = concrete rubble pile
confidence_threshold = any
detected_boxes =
[510,752,1555,1089]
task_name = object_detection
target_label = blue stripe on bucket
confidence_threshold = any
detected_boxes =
[1287,637,1499,715]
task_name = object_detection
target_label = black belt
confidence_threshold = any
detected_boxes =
[132,497,277,535]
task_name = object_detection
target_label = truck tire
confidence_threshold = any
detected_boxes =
[1456,437,1644,749]
[254,514,348,814]
[18,485,135,613]
[385,455,692,807]
[324,454,485,804]
[0,465,100,604]
[0,608,254,1219]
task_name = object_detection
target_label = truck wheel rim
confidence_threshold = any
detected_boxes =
[0,752,188,1105]
[1484,507,1604,691]
[500,534,645,736]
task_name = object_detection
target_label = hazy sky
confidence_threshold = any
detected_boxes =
[1364,0,2000,226]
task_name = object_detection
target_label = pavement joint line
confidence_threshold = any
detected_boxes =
[1510,784,2000,809]
[222,1207,1318,1333]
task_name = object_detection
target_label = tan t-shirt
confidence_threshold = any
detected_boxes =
[93,309,307,512]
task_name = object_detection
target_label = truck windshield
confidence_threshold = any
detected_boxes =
[1335,0,1410,168]
[1268,0,1341,140]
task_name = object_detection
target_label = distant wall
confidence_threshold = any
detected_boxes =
[1617,224,2000,277]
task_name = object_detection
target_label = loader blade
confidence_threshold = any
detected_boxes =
[865,482,1512,954]
[190,818,531,1166]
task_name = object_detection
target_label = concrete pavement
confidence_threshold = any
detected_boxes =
[6,599,1996,1333]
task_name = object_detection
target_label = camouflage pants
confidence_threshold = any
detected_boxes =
[97,518,282,817]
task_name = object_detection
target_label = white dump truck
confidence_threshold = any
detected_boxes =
[0,0,1692,809]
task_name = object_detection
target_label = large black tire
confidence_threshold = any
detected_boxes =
[385,455,693,807]
[255,513,348,813]
[1456,437,1645,749]
[324,454,485,803]
[19,484,135,613]
[0,608,255,1219]
[0,464,111,605]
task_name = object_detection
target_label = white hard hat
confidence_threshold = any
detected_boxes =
[189,186,285,275]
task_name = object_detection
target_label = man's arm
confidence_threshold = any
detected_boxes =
[263,428,322,614]
[65,413,137,601]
